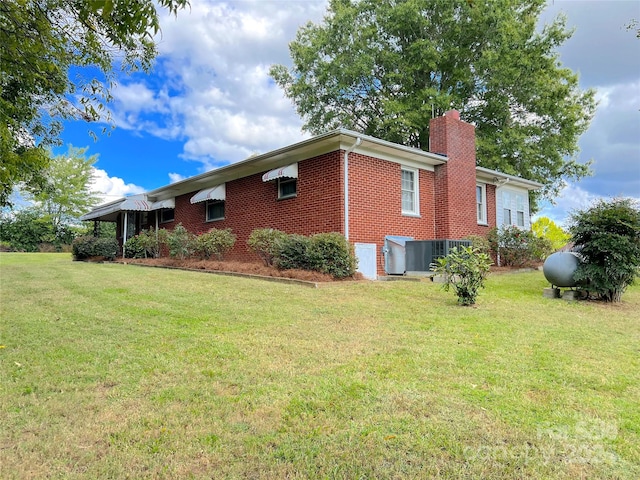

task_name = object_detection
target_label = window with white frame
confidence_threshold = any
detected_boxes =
[206,200,225,221]
[502,191,512,226]
[278,177,297,199]
[401,167,419,215]
[476,184,487,224]
[516,194,526,227]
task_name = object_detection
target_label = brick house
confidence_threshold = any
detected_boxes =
[82,110,541,278]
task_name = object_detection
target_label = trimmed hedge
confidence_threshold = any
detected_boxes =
[248,229,357,279]
[72,236,119,261]
[276,234,313,271]
[308,232,357,279]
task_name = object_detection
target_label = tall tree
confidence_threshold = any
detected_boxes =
[270,0,596,203]
[25,145,100,232]
[0,0,188,206]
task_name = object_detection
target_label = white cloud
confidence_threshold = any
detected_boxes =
[90,168,146,204]
[536,183,640,227]
[168,172,186,183]
[104,0,325,171]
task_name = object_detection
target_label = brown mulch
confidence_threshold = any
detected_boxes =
[115,257,363,283]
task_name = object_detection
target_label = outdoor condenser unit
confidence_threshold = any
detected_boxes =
[405,239,473,273]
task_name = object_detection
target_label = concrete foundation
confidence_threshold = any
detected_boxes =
[543,287,561,299]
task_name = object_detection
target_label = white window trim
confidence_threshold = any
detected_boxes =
[401,166,420,217]
[206,200,225,222]
[476,183,487,225]
[516,194,526,227]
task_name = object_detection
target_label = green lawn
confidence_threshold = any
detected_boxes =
[1,253,639,479]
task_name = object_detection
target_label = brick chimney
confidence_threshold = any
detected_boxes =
[430,110,478,239]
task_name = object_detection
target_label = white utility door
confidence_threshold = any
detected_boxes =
[355,243,378,280]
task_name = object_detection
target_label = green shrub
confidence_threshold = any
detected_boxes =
[247,228,288,266]
[124,229,165,259]
[569,198,640,302]
[195,228,236,260]
[464,234,491,255]
[72,236,119,261]
[308,232,357,279]
[276,234,313,271]
[123,234,147,258]
[431,245,492,306]
[488,225,550,267]
[166,224,196,260]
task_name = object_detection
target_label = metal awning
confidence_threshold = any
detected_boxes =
[80,194,175,221]
[151,198,175,210]
[262,163,298,182]
[190,184,226,204]
[120,194,152,211]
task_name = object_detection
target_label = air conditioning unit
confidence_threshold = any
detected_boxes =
[405,239,473,273]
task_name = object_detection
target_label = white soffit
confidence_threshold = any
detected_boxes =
[190,184,226,204]
[262,163,298,182]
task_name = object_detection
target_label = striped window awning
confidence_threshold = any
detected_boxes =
[262,163,298,182]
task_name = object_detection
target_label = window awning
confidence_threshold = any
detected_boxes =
[262,163,298,182]
[190,184,226,204]
[80,194,175,221]
[120,194,152,211]
[151,198,175,210]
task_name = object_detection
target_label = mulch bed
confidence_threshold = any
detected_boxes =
[114,257,362,283]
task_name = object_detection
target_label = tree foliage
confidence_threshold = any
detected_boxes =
[271,0,595,201]
[568,198,640,303]
[24,145,100,231]
[532,216,570,251]
[0,0,188,205]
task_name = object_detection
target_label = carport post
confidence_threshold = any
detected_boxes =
[122,211,128,258]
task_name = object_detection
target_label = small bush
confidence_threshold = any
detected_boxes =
[247,228,288,266]
[195,228,236,260]
[308,232,357,279]
[166,224,197,260]
[276,234,313,271]
[432,246,492,306]
[123,235,148,258]
[125,229,166,259]
[72,236,119,261]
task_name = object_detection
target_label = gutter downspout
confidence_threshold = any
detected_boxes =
[344,137,362,240]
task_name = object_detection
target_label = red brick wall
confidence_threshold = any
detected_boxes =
[430,110,480,239]
[172,152,344,262]
[347,153,436,274]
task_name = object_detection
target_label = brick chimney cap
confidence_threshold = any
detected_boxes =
[445,109,460,120]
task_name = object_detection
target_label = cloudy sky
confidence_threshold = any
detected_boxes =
[59,0,640,224]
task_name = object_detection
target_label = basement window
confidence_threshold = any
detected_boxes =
[278,177,297,199]
[206,200,225,222]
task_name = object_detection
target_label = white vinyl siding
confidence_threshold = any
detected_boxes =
[497,188,531,229]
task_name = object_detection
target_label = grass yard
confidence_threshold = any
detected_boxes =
[1,253,639,479]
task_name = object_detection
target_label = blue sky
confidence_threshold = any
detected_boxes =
[57,0,640,225]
